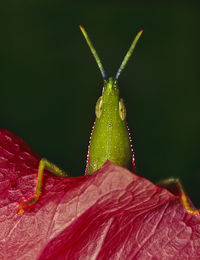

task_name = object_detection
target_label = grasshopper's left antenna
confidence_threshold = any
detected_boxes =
[115,29,143,80]
[80,25,106,80]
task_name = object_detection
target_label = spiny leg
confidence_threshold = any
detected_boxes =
[18,158,68,215]
[158,178,200,216]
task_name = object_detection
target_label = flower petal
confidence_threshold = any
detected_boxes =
[0,129,199,260]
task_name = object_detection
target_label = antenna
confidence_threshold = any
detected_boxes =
[115,29,143,80]
[80,25,106,80]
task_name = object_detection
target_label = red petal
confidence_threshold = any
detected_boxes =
[0,129,200,259]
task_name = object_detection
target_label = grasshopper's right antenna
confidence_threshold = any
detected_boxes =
[80,25,106,80]
[115,29,143,80]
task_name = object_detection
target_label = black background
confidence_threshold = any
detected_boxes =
[1,2,200,207]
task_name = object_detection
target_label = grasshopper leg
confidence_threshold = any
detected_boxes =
[158,178,200,216]
[17,158,68,215]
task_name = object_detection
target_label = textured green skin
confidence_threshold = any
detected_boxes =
[87,77,132,175]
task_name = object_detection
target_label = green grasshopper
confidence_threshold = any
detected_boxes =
[18,26,199,216]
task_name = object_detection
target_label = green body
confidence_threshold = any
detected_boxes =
[80,26,142,175]
[87,78,132,174]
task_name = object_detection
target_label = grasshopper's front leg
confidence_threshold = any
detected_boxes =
[158,178,200,215]
[18,158,68,215]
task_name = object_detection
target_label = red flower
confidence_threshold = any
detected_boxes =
[0,129,200,259]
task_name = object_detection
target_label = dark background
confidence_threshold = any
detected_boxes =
[1,2,200,207]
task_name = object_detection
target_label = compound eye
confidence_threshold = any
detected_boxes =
[119,98,126,120]
[95,96,103,118]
